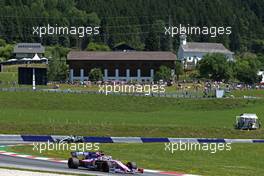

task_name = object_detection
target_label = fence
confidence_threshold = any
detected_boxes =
[0,87,218,99]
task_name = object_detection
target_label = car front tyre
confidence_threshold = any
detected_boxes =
[68,157,79,169]
[101,161,112,172]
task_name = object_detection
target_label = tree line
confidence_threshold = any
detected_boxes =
[0,0,263,83]
[0,0,263,54]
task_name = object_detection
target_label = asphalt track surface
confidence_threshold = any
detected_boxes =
[0,143,170,176]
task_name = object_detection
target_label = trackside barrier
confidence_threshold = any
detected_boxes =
[0,135,264,143]
[21,135,54,142]
[0,134,23,142]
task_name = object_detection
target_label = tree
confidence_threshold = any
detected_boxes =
[46,45,70,81]
[251,40,264,54]
[198,53,233,82]
[89,68,103,82]
[257,54,264,70]
[0,1,263,53]
[86,42,110,51]
[174,61,183,81]
[0,38,6,47]
[154,65,172,82]
[153,20,171,51]
[48,59,68,81]
[235,57,261,84]
[0,44,13,60]
[144,25,159,51]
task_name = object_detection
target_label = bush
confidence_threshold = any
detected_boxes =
[86,42,110,51]
[89,68,103,82]
[235,57,261,84]
[198,53,233,82]
[154,65,172,82]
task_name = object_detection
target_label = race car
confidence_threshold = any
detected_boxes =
[68,151,144,174]
[55,135,84,143]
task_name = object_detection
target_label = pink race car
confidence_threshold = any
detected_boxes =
[68,151,144,174]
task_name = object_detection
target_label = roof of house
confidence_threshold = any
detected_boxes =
[67,51,176,61]
[13,43,45,54]
[181,42,233,54]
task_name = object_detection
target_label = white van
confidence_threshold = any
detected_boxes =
[235,114,261,130]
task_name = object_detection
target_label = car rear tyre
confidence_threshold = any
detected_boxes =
[68,157,79,169]
[127,162,137,169]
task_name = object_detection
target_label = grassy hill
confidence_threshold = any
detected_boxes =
[1,91,263,176]
[0,91,263,138]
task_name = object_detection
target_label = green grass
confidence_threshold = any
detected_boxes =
[231,89,264,97]
[6,143,264,176]
[53,84,100,91]
[0,91,263,138]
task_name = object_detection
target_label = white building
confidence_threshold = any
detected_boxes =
[177,35,234,69]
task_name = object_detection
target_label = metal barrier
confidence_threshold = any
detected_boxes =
[0,87,218,99]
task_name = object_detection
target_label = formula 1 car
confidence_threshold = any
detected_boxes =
[68,151,144,174]
[55,135,84,143]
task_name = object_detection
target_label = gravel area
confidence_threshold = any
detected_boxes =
[0,168,72,176]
